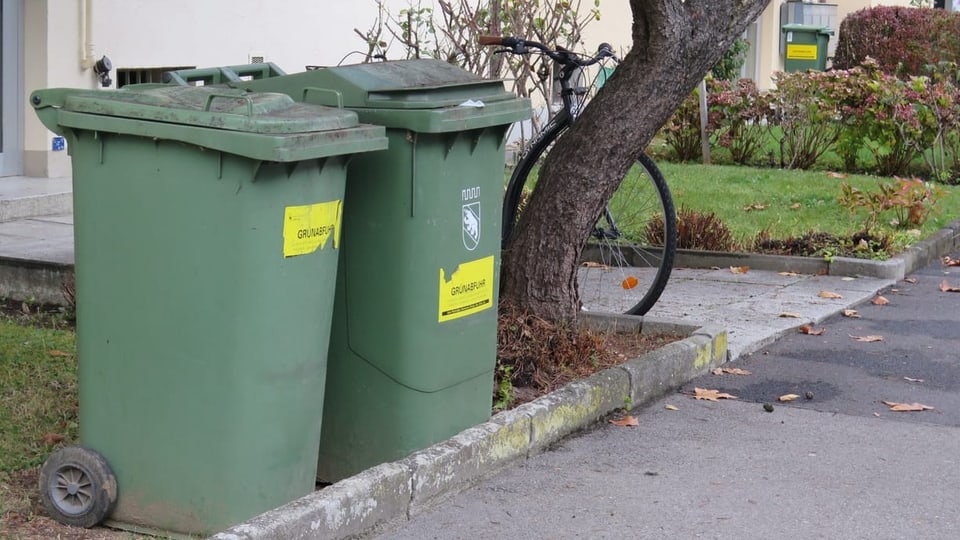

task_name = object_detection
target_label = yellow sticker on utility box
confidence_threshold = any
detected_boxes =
[439,255,495,322]
[283,200,342,257]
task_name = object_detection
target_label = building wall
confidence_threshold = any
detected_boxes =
[22,0,408,177]
[17,0,944,178]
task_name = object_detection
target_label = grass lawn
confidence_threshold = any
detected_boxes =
[659,162,960,254]
[0,314,77,474]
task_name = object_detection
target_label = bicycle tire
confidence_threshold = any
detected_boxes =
[502,124,676,315]
[579,153,676,315]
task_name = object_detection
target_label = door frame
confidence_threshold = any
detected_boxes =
[1,0,24,177]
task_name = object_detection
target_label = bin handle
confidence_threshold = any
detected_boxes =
[302,87,343,109]
[203,92,255,117]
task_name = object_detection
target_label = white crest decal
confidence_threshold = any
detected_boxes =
[462,202,481,251]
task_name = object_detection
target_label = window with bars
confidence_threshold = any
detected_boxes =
[117,66,195,88]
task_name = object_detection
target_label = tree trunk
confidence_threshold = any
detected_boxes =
[499,0,771,322]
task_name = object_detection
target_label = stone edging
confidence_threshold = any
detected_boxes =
[211,319,727,540]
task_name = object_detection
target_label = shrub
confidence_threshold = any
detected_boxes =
[660,88,704,162]
[647,206,735,252]
[708,78,771,166]
[833,6,960,77]
[769,70,843,170]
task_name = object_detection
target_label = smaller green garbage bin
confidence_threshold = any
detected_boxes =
[30,85,387,536]
[238,60,531,481]
[782,24,833,72]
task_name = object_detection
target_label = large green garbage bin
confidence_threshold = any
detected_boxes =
[30,85,387,536]
[239,60,531,481]
[782,24,833,72]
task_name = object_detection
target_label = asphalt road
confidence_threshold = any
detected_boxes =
[374,252,960,540]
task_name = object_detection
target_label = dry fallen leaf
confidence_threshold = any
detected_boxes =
[939,280,960,293]
[872,296,890,305]
[47,350,72,357]
[622,276,639,290]
[850,334,884,342]
[581,261,608,268]
[943,256,960,267]
[712,367,752,376]
[779,312,803,319]
[742,203,768,212]
[882,400,934,412]
[827,171,848,179]
[790,203,802,210]
[904,277,918,284]
[40,433,65,446]
[842,309,861,318]
[693,387,738,401]
[903,376,925,383]
[20,302,30,315]
[664,404,679,411]
[799,325,826,336]
[778,394,800,402]
[730,266,750,274]
[818,291,843,299]
[610,415,640,427]
[778,271,802,277]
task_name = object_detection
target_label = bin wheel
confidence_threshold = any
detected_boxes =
[39,446,118,528]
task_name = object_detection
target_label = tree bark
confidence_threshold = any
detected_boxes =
[499,0,771,322]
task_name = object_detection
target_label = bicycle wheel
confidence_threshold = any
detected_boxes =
[578,153,676,315]
[502,118,567,247]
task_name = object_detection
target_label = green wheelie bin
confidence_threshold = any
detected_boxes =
[239,60,531,481]
[29,85,387,536]
[782,24,834,72]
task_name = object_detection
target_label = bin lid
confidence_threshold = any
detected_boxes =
[238,59,532,132]
[31,86,389,162]
[259,59,518,110]
[51,85,359,134]
[781,23,834,35]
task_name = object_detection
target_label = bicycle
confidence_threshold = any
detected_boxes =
[480,35,677,315]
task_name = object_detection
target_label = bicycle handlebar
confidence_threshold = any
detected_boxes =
[478,35,617,67]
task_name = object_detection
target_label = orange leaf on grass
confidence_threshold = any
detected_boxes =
[48,350,72,357]
[40,433,65,446]
[622,276,639,290]
[610,415,640,427]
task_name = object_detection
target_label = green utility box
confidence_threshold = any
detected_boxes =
[30,85,387,536]
[238,60,531,481]
[782,24,833,72]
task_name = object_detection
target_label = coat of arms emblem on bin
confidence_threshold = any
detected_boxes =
[462,202,481,251]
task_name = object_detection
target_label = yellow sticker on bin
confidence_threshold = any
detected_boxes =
[439,255,495,323]
[283,200,342,257]
[786,44,818,60]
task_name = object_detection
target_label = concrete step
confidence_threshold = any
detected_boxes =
[0,176,73,223]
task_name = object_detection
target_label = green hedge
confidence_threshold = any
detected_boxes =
[833,6,960,76]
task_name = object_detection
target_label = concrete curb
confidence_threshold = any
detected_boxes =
[211,319,728,540]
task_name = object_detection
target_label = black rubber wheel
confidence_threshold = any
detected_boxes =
[39,446,118,528]
[503,127,676,315]
[579,153,676,315]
